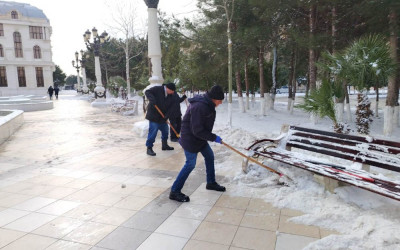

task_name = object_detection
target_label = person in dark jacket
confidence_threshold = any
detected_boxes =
[47,86,54,100]
[54,85,60,100]
[169,92,187,142]
[145,83,176,156]
[169,85,225,202]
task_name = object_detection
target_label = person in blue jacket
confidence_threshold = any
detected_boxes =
[170,85,225,202]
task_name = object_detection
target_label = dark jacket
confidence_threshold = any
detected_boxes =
[145,85,174,123]
[54,87,59,94]
[169,93,187,118]
[179,94,217,153]
[48,86,54,94]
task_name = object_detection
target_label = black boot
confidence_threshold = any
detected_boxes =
[206,182,226,192]
[162,140,174,150]
[169,191,190,202]
[147,147,156,156]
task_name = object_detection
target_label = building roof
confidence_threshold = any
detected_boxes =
[0,1,48,20]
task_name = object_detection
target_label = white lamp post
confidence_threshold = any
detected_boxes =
[72,52,81,93]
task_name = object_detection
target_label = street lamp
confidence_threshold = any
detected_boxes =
[72,51,82,93]
[83,27,109,99]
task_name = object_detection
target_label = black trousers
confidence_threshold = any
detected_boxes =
[170,116,182,139]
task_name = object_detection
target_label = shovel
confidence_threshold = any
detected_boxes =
[154,105,180,138]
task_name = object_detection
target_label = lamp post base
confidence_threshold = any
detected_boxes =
[91,98,110,108]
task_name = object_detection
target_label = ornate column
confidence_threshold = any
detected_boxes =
[144,0,163,88]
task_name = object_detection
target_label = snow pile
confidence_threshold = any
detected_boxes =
[132,120,148,138]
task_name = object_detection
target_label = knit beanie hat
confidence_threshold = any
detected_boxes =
[207,85,224,100]
[165,82,176,91]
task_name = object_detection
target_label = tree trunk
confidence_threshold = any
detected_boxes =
[270,46,277,110]
[244,56,250,110]
[125,38,131,98]
[384,7,398,135]
[375,84,379,117]
[227,23,233,127]
[288,48,295,111]
[345,84,351,122]
[309,5,317,91]
[290,48,297,114]
[259,46,265,116]
[236,70,245,112]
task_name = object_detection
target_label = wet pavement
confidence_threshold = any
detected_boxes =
[0,94,337,249]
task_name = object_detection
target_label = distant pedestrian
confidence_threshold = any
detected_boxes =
[47,86,54,100]
[54,85,60,100]
[169,92,187,142]
[169,85,225,202]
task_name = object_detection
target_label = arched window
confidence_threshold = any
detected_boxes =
[33,45,41,59]
[0,44,3,57]
[11,11,18,19]
[13,32,23,58]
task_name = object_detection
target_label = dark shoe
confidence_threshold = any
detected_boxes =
[170,138,179,142]
[169,191,190,202]
[206,182,226,192]
[147,147,156,156]
[162,140,174,150]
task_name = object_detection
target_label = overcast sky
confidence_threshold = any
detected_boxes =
[11,0,198,76]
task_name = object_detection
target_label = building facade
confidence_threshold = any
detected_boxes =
[0,1,54,96]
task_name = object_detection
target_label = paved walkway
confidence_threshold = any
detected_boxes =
[0,95,336,250]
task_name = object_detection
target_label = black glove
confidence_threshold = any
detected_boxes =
[182,95,187,99]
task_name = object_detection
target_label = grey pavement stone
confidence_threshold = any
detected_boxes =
[96,226,151,250]
[122,211,169,231]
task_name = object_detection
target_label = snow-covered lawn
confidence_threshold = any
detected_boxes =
[211,96,400,249]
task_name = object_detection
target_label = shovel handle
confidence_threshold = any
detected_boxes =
[154,105,180,138]
[222,141,283,177]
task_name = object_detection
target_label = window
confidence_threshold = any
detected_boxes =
[33,45,41,59]
[35,67,44,87]
[29,26,43,39]
[0,44,3,57]
[13,32,23,58]
[11,11,18,19]
[0,24,4,36]
[17,67,26,87]
[0,66,7,87]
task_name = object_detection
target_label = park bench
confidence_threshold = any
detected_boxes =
[111,99,138,115]
[242,126,400,201]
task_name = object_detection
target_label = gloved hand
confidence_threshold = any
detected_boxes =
[215,136,222,144]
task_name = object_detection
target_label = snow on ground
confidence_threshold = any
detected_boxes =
[133,93,400,249]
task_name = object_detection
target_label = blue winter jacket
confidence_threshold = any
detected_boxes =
[179,94,218,153]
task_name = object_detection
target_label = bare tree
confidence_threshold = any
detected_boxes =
[105,0,144,98]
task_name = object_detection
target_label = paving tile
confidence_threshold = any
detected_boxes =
[12,196,56,212]
[107,183,141,195]
[155,216,202,238]
[41,186,79,199]
[125,175,153,185]
[122,211,169,231]
[141,193,181,215]
[172,203,212,220]
[0,208,30,227]
[88,192,127,206]
[4,212,57,232]
[37,200,80,216]
[232,227,276,250]
[191,221,238,245]
[183,239,229,250]
[280,208,304,217]
[137,232,188,250]
[0,228,26,248]
[133,186,166,198]
[247,198,280,215]
[63,179,96,189]
[278,215,320,238]
[1,234,57,250]
[63,204,108,221]
[84,181,119,193]
[240,211,279,231]
[46,240,92,250]
[0,193,33,207]
[32,216,84,238]
[275,232,319,250]
[113,195,153,210]
[63,189,101,203]
[320,228,340,238]
[215,195,250,210]
[0,181,33,193]
[63,221,117,245]
[189,190,221,206]
[205,206,245,225]
[96,227,151,250]
[91,207,136,226]
[19,184,58,196]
